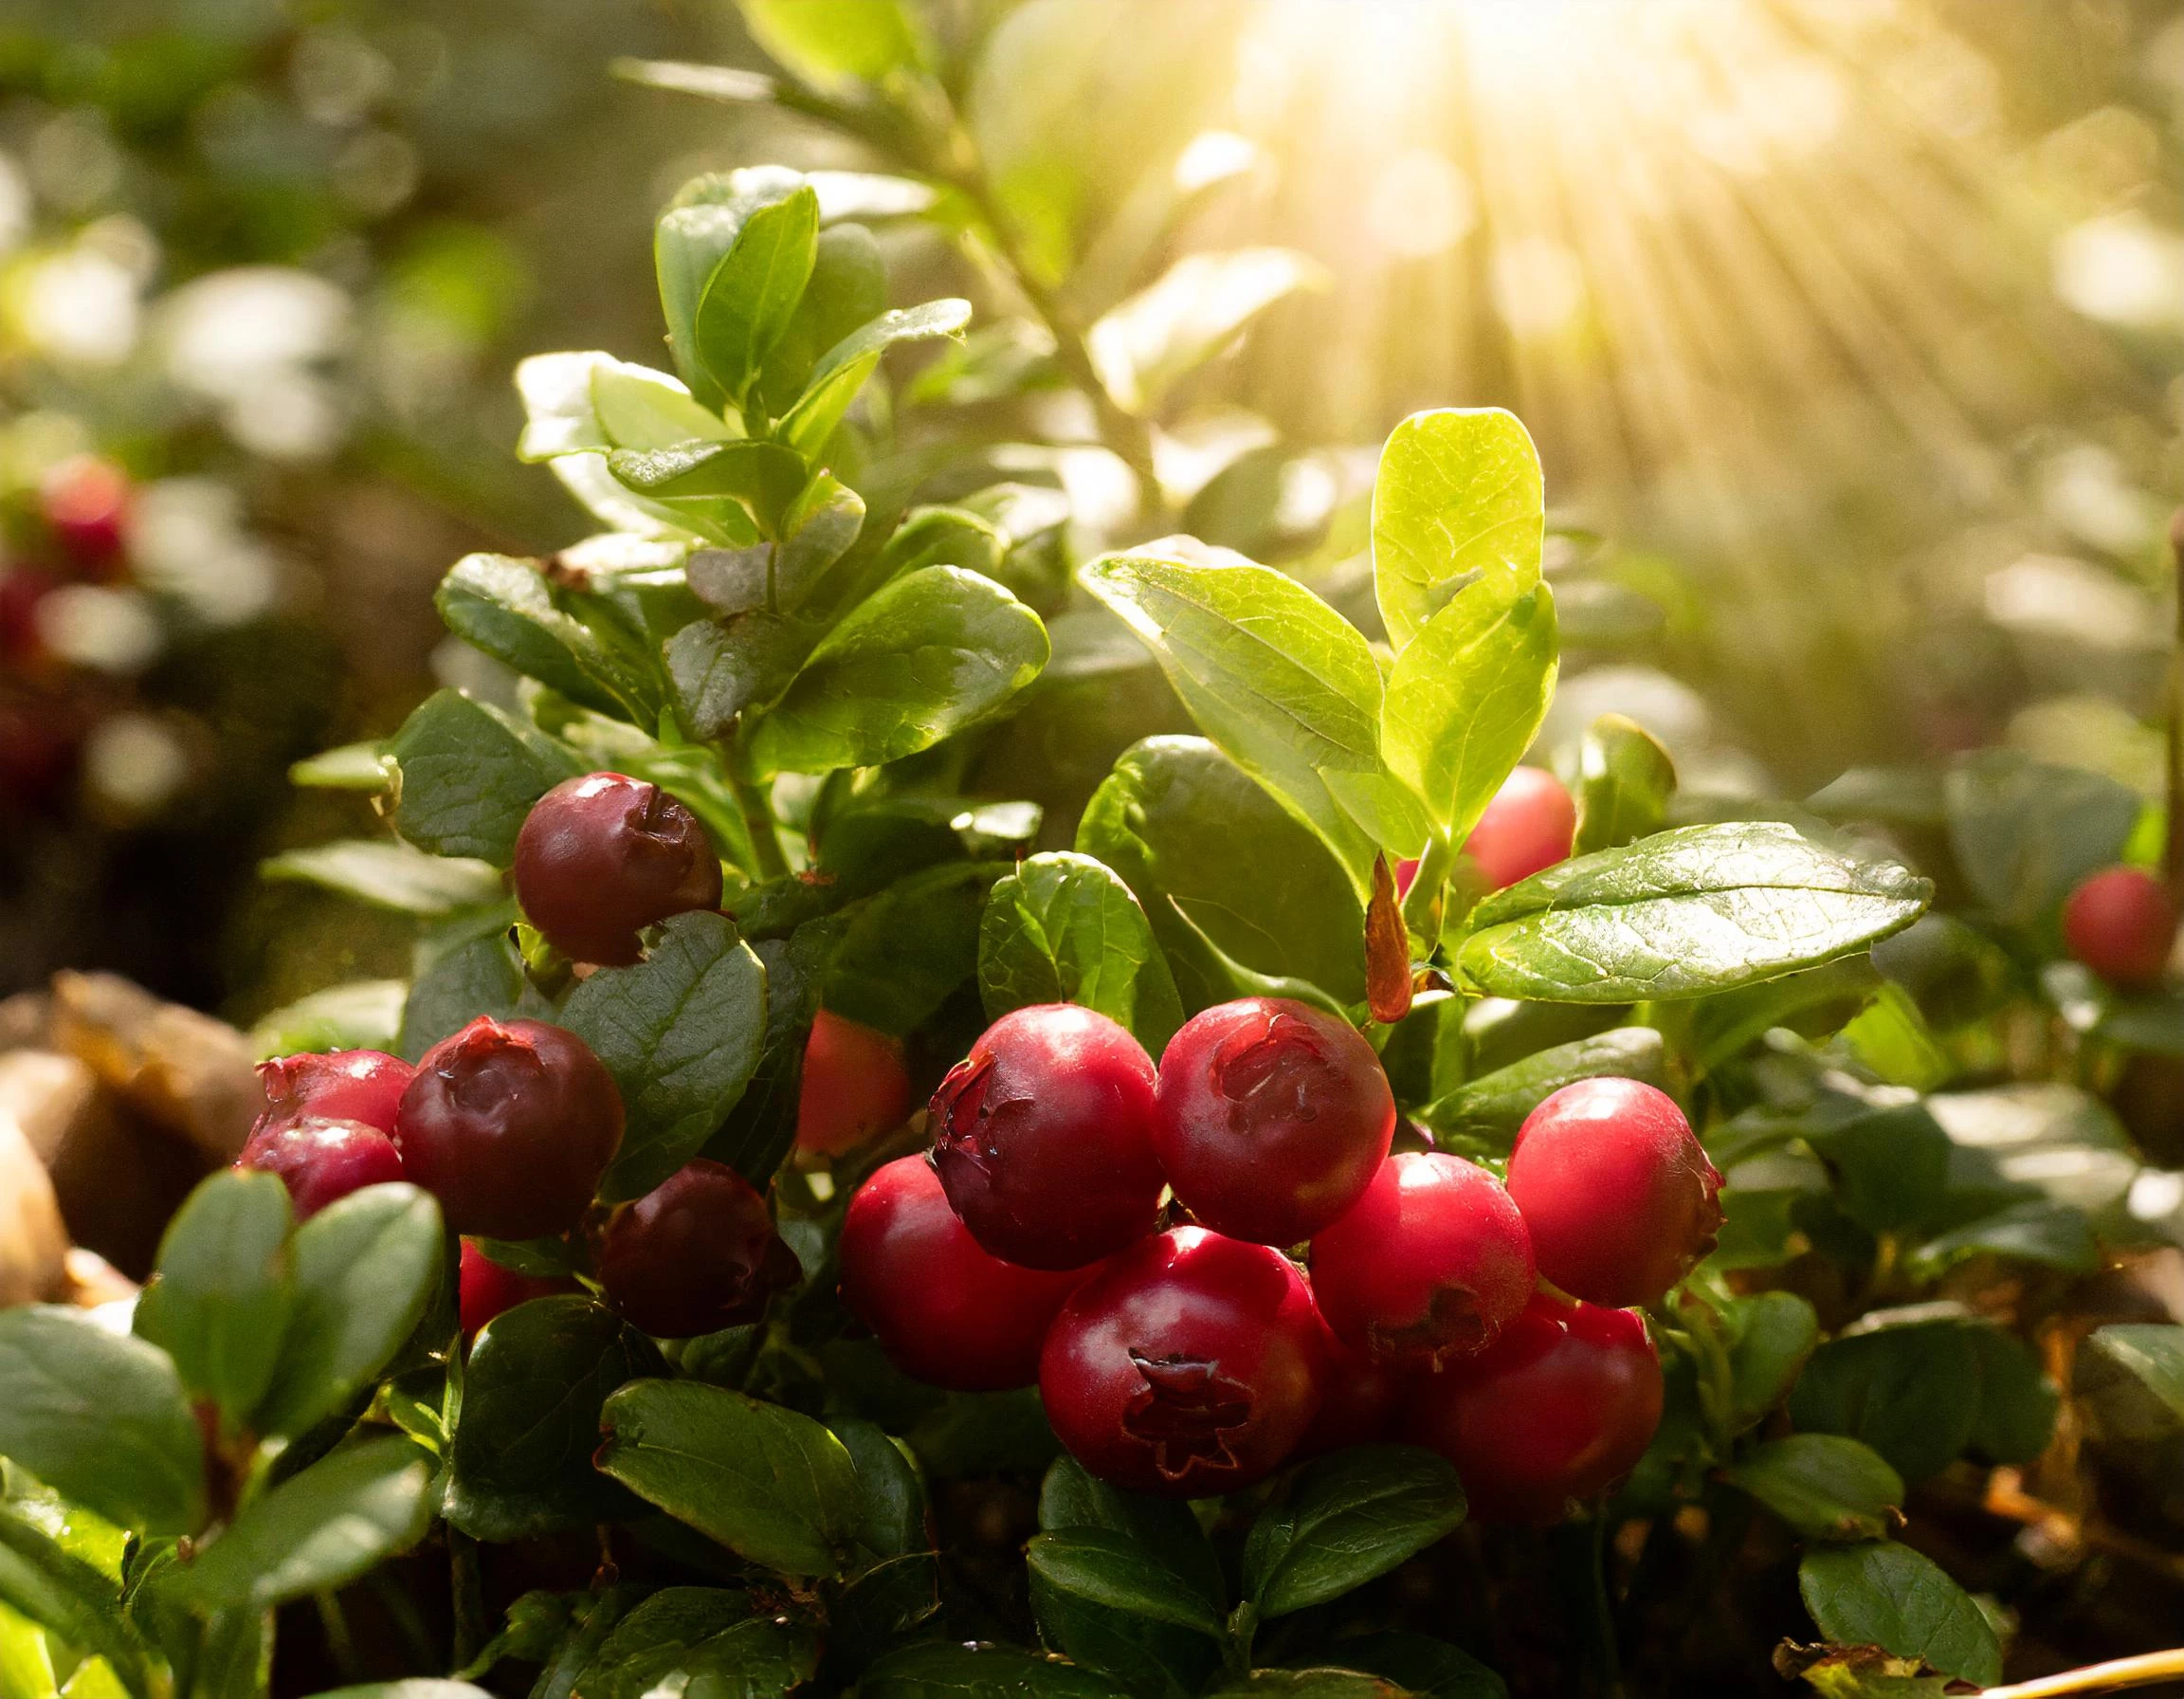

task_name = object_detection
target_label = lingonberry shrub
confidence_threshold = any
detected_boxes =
[2063,864,2175,989]
[235,1116,405,1217]
[1504,1078,1722,1307]
[1462,765,1576,889]
[458,1240,578,1338]
[597,1159,800,1338]
[1153,996,1395,1245]
[514,772,723,965]
[252,1048,412,1137]
[928,1003,1165,1270]
[794,1010,912,1157]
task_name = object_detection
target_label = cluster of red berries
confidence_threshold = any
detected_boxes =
[841,996,1722,1519]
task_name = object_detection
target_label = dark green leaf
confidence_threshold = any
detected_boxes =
[1689,958,1882,1074]
[1911,1200,2098,1277]
[823,861,997,1036]
[1789,1313,1981,1483]
[2080,1324,2184,1440]
[0,1507,153,1697]
[1320,1635,1503,1699]
[134,1172,293,1428]
[1963,1327,2060,1465]
[829,1419,938,1649]
[1244,1445,1465,1618]
[687,476,864,617]
[665,611,816,741]
[263,841,502,918]
[1373,409,1542,653]
[398,920,542,1062]
[573,1587,817,1699]
[705,918,845,1186]
[309,1685,492,1699]
[1724,1436,1902,1542]
[693,185,818,404]
[860,1641,1130,1699]
[1943,750,2142,926]
[1417,1029,1664,1151]
[1204,1672,1405,1699]
[1028,1532,1225,1639]
[436,554,663,724]
[979,852,1184,1054]
[390,691,580,866]
[1572,715,1675,855]
[1726,1291,1821,1430]
[779,299,973,457]
[1797,1542,2002,1689]
[1804,1104,1951,1234]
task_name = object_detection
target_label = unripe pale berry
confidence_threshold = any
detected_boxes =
[928,1004,1164,1270]
[598,1159,800,1338]
[458,1240,578,1338]
[513,772,722,965]
[1462,766,1575,890]
[394,1017,623,1239]
[1039,1227,1325,1497]
[794,1010,912,1157]
[253,1050,412,1139]
[1504,1078,1720,1308]
[235,1117,404,1219]
[1310,1152,1536,1362]
[1402,1293,1662,1523]
[840,1156,1087,1391]
[1154,997,1394,1247]
[2063,865,2175,990]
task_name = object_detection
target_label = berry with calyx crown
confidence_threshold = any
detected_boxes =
[513,772,723,966]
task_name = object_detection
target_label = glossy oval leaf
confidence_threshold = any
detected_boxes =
[1723,1435,1902,1543]
[860,1641,1131,1699]
[779,299,972,457]
[1373,409,1543,653]
[0,1506,154,1696]
[1243,1445,1466,1619]
[693,184,818,405]
[978,851,1185,1054]
[262,840,502,918]
[1027,1532,1227,1640]
[1417,1028,1665,1151]
[1572,715,1676,855]
[1797,1542,2001,1690]
[134,1171,294,1429]
[389,690,580,867]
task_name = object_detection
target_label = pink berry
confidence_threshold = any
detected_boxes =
[253,1050,413,1139]
[236,1117,405,1218]
[1462,767,1575,890]
[2063,866,2175,990]
[794,1011,912,1157]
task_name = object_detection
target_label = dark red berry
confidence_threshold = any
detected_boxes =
[1310,1152,1535,1363]
[0,571,56,664]
[1505,1078,1720,1308]
[513,772,723,965]
[794,1010,911,1157]
[598,1159,799,1338]
[394,1017,623,1238]
[840,1155,1087,1391]
[1402,1293,1662,1523]
[2064,865,2175,990]
[1297,1312,1410,1456]
[235,1117,405,1219]
[1039,1227,1325,1497]
[253,1049,413,1139]
[1462,766,1574,890]
[928,1004,1164,1270]
[458,1240,577,1338]
[41,456,129,572]
[1154,997,1394,1247]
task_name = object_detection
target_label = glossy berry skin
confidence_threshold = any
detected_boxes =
[394,1017,624,1239]
[794,1011,912,1157]
[1154,998,1395,1247]
[1310,1152,1536,1362]
[1403,1294,1662,1523]
[1462,766,1576,890]
[2064,866,2176,990]
[236,1117,405,1219]
[254,1050,413,1139]
[840,1156,1087,1391]
[1039,1227,1325,1497]
[598,1159,800,1338]
[928,1004,1164,1270]
[1505,1078,1720,1308]
[458,1241,577,1338]
[513,773,722,966]
[1298,1313,1410,1455]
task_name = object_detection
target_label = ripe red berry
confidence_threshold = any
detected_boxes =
[394,1017,623,1238]
[253,1050,413,1138]
[1039,1227,1325,1497]
[840,1156,1087,1391]
[1504,1078,1720,1307]
[235,1117,405,1219]
[1402,1294,1663,1522]
[458,1241,577,1338]
[1462,766,1575,890]
[41,456,129,571]
[1310,1152,1536,1362]
[794,1010,912,1158]
[2063,865,2176,990]
[1297,1314,1409,1456]
[1153,998,1395,1247]
[928,1004,1164,1270]
[598,1159,800,1338]
[513,773,723,965]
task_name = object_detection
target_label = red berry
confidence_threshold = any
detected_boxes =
[1462,766,1575,890]
[458,1241,577,1338]
[1310,1152,1535,1362]
[1394,857,1420,899]
[794,1010,911,1157]
[0,571,56,664]
[41,456,129,572]
[235,1117,405,1218]
[840,1155,1086,1391]
[1153,998,1394,1247]
[253,1049,413,1138]
[394,1017,624,1238]
[598,1159,799,1338]
[1505,1078,1720,1308]
[1402,1294,1662,1522]
[928,1004,1164,1270]
[1039,1227,1325,1497]
[513,773,723,965]
[1297,1313,1410,1455]
[2064,866,2175,990]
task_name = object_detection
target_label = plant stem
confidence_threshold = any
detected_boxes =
[2166,508,2184,905]
[448,1529,488,1673]
[1547,1516,1626,1699]
[1982,1648,2184,1698]
[727,762,791,882]
[314,1592,361,1686]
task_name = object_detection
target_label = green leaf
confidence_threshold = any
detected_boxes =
[860,1642,1130,1699]
[1725,1436,1903,1542]
[398,923,542,1062]
[308,1686,492,1699]
[828,1418,938,1650]
[1086,248,1322,415]
[1943,749,2142,927]
[436,554,664,724]
[1372,409,1543,653]
[739,0,925,86]
[1726,1291,1821,1430]
[687,475,864,617]
[249,980,407,1061]
[253,1184,444,1439]
[704,919,845,1187]
[561,911,770,1202]
[823,860,996,1037]
[2081,1323,2184,1440]
[514,353,731,462]
[778,299,972,458]
[1027,1533,1227,1640]
[746,566,1048,776]
[978,852,1184,1055]
[1789,1313,1982,1483]
[134,1173,294,1429]
[445,1297,664,1542]
[1244,1444,1466,1619]
[656,173,804,411]
[1911,1200,2098,1278]
[1203,1673,1406,1699]
[389,691,579,867]
[666,611,816,741]
[606,441,810,539]
[1804,1103,1951,1235]
[1797,1542,2002,1689]
[263,840,502,918]
[288,742,390,792]
[0,1509,152,1699]
[160,1437,432,1613]
[595,1379,860,1577]
[0,1599,56,1699]
[1837,986,1952,1093]
[693,185,818,405]
[1320,1635,1503,1699]
[573,1588,817,1699]
[1456,823,1932,1003]
[1381,578,1556,841]
[1572,715,1675,855]
[0,1309,203,1537]
[754,224,887,422]
[1418,1029,1664,1151]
